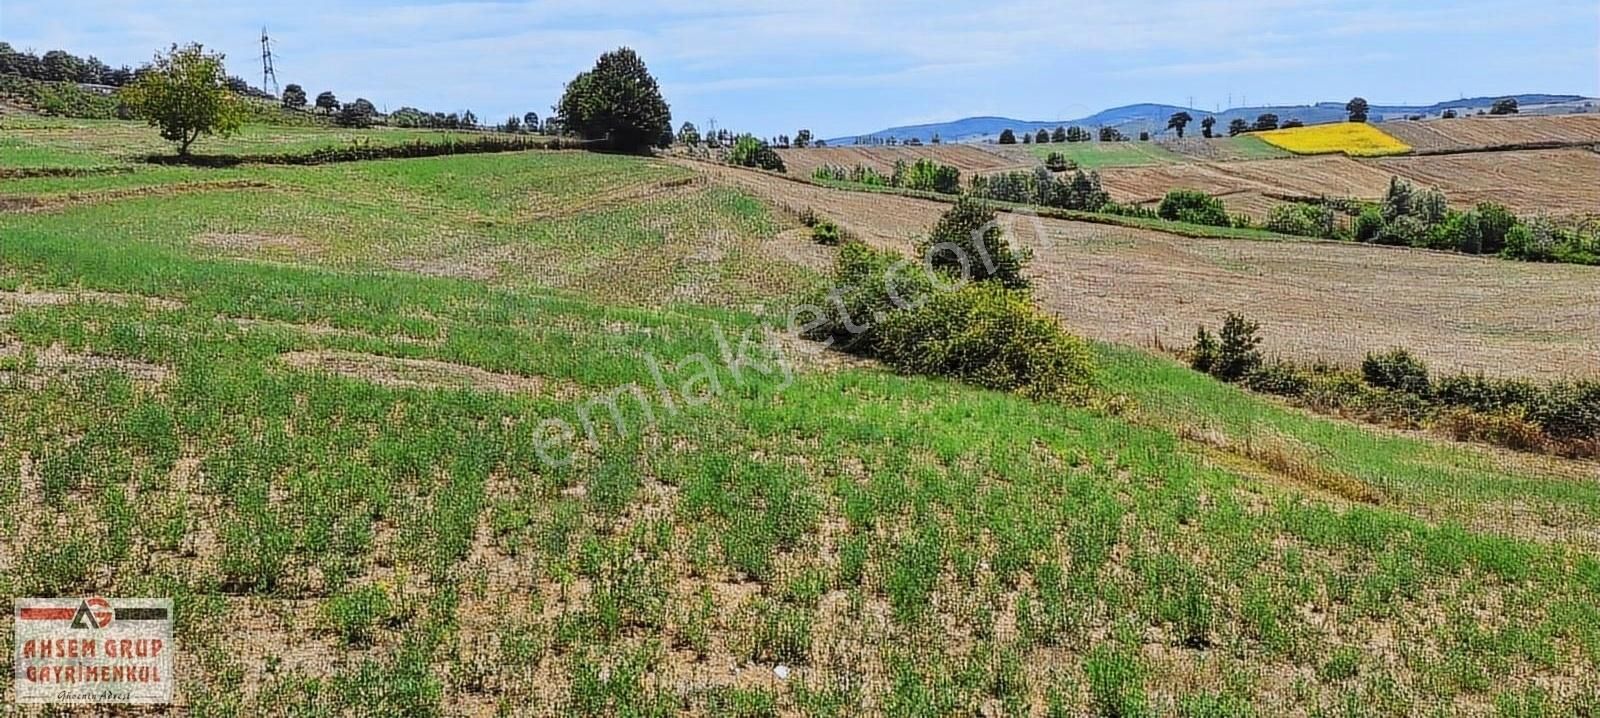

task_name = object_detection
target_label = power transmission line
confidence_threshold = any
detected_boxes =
[260,27,280,96]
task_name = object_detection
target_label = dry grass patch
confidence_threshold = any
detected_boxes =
[194,231,320,255]
[280,350,580,398]
[0,340,171,388]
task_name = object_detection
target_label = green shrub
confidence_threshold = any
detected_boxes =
[811,220,844,246]
[1430,211,1484,253]
[1245,361,1311,397]
[1189,327,1218,375]
[1044,151,1073,172]
[1374,215,1425,246]
[901,158,961,194]
[1353,207,1385,242]
[730,135,786,172]
[1435,373,1541,414]
[1437,408,1546,452]
[878,282,1097,401]
[1361,348,1430,395]
[1158,190,1231,227]
[917,197,1029,289]
[799,241,930,355]
[1530,381,1600,441]
[326,584,394,645]
[1264,203,1338,239]
[1476,202,1516,254]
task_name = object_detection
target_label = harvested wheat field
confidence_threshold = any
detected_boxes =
[702,161,1600,379]
[1376,148,1600,216]
[774,144,1033,179]
[1101,149,1600,217]
[1379,113,1600,153]
[1097,154,1397,204]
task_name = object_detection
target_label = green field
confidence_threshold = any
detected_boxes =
[0,115,499,168]
[1025,140,1186,168]
[2,120,1597,715]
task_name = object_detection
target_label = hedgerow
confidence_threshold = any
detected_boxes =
[1187,314,1600,457]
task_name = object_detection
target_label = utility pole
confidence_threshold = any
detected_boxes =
[260,27,279,97]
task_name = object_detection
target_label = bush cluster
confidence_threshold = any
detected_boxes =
[1157,190,1231,228]
[1360,177,1599,265]
[813,159,961,195]
[801,202,1096,402]
[729,135,786,172]
[1187,314,1600,456]
[968,168,1110,212]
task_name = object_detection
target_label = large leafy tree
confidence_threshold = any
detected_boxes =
[119,44,243,155]
[556,47,672,152]
[315,91,339,113]
[1200,116,1216,138]
[281,83,308,109]
[1227,118,1250,136]
[1167,111,1193,138]
[998,129,1017,144]
[1346,96,1369,122]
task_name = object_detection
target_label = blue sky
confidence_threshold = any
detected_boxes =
[3,0,1596,138]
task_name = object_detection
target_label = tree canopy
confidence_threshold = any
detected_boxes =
[1346,97,1369,122]
[1167,111,1193,138]
[556,47,672,152]
[119,43,242,155]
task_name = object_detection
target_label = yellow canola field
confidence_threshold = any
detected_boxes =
[1256,122,1412,157]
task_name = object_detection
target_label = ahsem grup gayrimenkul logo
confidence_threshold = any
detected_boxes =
[13,596,174,705]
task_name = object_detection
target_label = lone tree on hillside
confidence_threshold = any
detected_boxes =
[1490,98,1519,115]
[794,129,813,148]
[1346,97,1369,122]
[1200,116,1216,138]
[998,129,1017,144]
[315,90,339,113]
[1227,118,1250,136]
[677,121,700,146]
[1035,129,1049,144]
[524,111,540,131]
[119,43,242,156]
[1167,111,1193,138]
[1253,113,1279,131]
[556,47,672,152]
[281,83,307,109]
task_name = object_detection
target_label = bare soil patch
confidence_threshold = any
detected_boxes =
[522,175,705,220]
[695,162,1600,380]
[194,231,319,254]
[0,179,270,213]
[0,341,171,387]
[0,288,184,313]
[279,349,581,398]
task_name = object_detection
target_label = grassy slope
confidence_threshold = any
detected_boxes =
[1,129,1596,715]
[1025,140,1185,168]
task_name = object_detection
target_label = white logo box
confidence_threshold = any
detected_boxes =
[13,597,174,705]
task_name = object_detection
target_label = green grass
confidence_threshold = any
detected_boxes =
[1,145,1597,715]
[1211,135,1294,160]
[1025,140,1185,168]
[0,115,505,167]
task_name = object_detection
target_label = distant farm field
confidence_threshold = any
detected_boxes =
[1380,113,1600,153]
[0,116,499,168]
[700,160,1600,378]
[1017,140,1186,168]
[1160,134,1292,161]
[1255,122,1412,157]
[773,144,1031,179]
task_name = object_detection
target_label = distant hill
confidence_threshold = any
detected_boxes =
[827,94,1598,145]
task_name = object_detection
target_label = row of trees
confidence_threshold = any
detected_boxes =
[2,42,275,98]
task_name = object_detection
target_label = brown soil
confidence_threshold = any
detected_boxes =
[279,350,581,398]
[1378,114,1600,153]
[0,341,171,388]
[1100,148,1600,218]
[694,162,1600,380]
[194,232,319,254]
[0,288,184,313]
[0,179,271,213]
[521,176,704,221]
